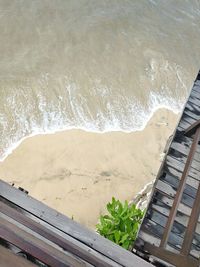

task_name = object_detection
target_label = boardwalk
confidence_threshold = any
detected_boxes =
[134,71,200,267]
[0,179,152,267]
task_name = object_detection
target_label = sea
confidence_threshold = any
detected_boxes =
[0,0,200,161]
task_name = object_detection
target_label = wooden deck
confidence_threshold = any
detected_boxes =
[134,71,200,267]
[0,179,152,267]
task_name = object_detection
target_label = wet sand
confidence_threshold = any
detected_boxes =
[0,108,179,229]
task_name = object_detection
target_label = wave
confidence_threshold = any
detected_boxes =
[0,90,185,162]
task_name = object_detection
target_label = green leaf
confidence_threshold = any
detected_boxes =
[122,240,130,250]
[96,197,144,250]
[120,233,129,244]
[114,230,121,244]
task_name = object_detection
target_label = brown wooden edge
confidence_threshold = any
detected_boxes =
[0,244,36,267]
[0,215,91,267]
[0,179,153,267]
[144,243,199,267]
[0,200,120,267]
[160,127,200,248]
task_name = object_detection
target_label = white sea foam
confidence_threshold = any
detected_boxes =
[0,90,185,162]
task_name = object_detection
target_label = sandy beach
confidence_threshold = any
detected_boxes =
[0,108,179,229]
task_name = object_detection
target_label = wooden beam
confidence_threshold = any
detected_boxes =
[0,201,121,267]
[0,215,92,267]
[0,180,153,267]
[184,119,200,137]
[181,181,200,255]
[0,244,36,267]
[144,243,199,267]
[160,127,200,248]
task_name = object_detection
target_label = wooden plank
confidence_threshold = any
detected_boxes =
[186,101,200,114]
[190,248,200,259]
[0,245,37,267]
[167,154,200,181]
[160,172,197,199]
[177,125,185,132]
[179,118,200,133]
[188,97,200,107]
[181,182,200,256]
[151,193,200,235]
[188,96,200,106]
[190,90,200,101]
[182,114,197,126]
[194,79,200,87]
[137,230,160,247]
[147,208,200,250]
[172,134,200,154]
[165,165,199,189]
[141,218,200,259]
[184,120,200,137]
[156,180,176,198]
[184,108,200,121]
[170,142,200,163]
[153,191,192,220]
[0,180,152,267]
[166,155,200,181]
[192,81,200,88]
[178,120,192,131]
[156,180,195,207]
[168,148,200,172]
[151,201,191,232]
[140,219,185,252]
[0,200,121,267]
[0,214,92,267]
[144,243,199,267]
[191,84,200,95]
[192,88,200,97]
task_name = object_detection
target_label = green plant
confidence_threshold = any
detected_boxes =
[96,197,144,250]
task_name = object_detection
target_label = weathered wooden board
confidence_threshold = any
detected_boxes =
[151,191,200,235]
[178,120,192,131]
[151,200,190,227]
[194,80,200,87]
[188,96,200,107]
[147,208,200,250]
[192,82,200,92]
[172,134,200,155]
[184,108,200,121]
[186,101,200,114]
[0,245,37,267]
[160,172,197,199]
[168,149,200,172]
[190,90,200,101]
[0,200,122,267]
[141,219,185,252]
[137,229,161,247]
[156,180,195,207]
[166,155,200,181]
[145,216,200,260]
[170,142,200,163]
[0,180,152,267]
[182,114,197,126]
[152,191,200,235]
[139,218,200,258]
[0,214,93,267]
[152,191,192,220]
[164,165,199,189]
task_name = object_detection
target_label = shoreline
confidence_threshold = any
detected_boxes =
[0,108,179,229]
[0,104,181,163]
